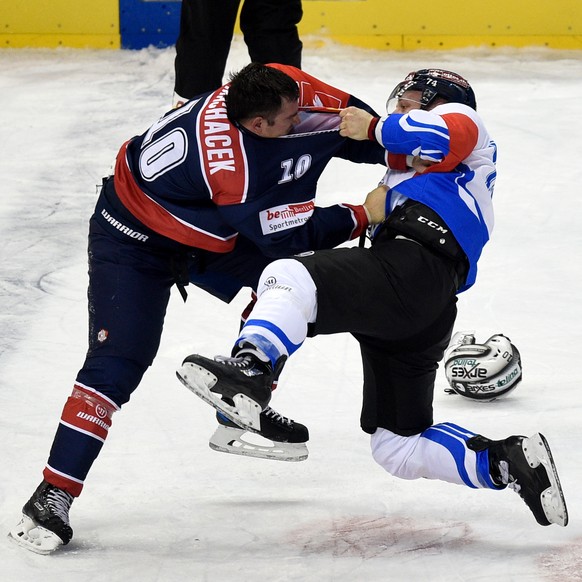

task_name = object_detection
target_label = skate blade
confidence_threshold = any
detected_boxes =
[177,362,262,431]
[8,515,65,555]
[523,433,569,527]
[209,425,308,462]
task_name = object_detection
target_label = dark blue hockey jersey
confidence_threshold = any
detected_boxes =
[114,65,387,258]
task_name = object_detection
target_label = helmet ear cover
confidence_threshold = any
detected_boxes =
[388,68,477,111]
[444,334,522,402]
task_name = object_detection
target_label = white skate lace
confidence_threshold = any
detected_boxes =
[46,488,74,525]
[214,355,249,368]
[498,460,522,493]
[263,406,292,426]
[507,480,522,493]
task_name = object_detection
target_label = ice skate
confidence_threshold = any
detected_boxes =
[8,481,74,554]
[177,350,284,432]
[469,433,568,526]
[210,407,309,461]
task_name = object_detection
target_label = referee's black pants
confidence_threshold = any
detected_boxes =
[174,0,303,99]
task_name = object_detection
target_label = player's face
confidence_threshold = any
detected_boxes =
[388,90,424,114]
[263,98,301,137]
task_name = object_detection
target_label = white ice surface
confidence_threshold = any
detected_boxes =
[1,39,582,581]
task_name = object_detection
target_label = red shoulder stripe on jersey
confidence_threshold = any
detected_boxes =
[197,86,249,205]
[114,141,237,252]
[429,112,479,172]
[266,64,351,109]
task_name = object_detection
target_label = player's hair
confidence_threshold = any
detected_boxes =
[226,63,299,124]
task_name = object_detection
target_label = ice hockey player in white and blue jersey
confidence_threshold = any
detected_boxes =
[179,69,568,529]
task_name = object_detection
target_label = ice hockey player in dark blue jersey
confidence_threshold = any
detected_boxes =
[8,63,388,554]
[117,64,386,257]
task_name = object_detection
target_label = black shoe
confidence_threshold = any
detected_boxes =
[178,351,285,432]
[217,407,309,443]
[468,433,568,526]
[9,481,74,554]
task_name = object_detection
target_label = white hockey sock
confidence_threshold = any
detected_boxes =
[371,423,497,489]
[237,259,317,366]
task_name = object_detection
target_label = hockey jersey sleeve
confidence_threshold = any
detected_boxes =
[267,63,379,116]
[217,199,368,259]
[373,106,479,171]
[334,136,388,166]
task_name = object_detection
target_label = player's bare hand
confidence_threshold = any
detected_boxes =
[410,155,436,174]
[339,107,374,140]
[363,185,388,224]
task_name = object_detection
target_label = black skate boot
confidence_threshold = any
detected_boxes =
[210,407,309,461]
[177,349,285,432]
[468,433,568,527]
[9,480,74,554]
[256,407,309,443]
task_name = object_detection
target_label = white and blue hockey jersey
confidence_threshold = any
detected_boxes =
[372,103,497,291]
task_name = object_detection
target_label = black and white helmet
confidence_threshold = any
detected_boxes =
[444,332,522,402]
[387,68,477,111]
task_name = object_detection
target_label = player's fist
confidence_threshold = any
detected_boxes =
[339,107,374,140]
[363,185,388,224]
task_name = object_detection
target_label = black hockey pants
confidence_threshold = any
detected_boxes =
[174,0,303,98]
[295,210,466,436]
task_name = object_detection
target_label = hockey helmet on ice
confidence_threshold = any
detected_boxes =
[387,69,477,112]
[444,332,522,402]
